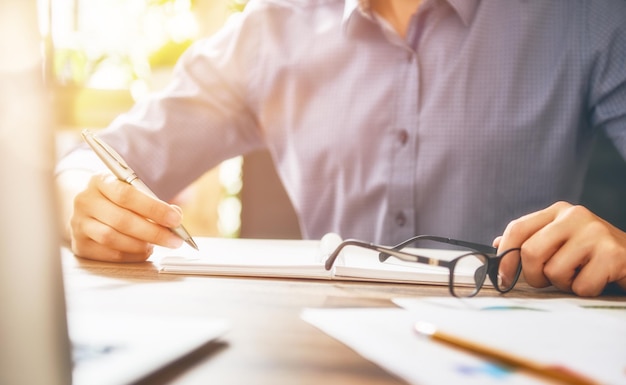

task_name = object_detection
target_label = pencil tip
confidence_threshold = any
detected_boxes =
[414,322,436,337]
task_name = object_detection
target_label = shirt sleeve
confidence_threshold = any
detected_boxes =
[56,8,266,201]
[55,146,108,175]
[586,1,626,159]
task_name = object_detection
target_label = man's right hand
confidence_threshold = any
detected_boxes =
[58,171,184,262]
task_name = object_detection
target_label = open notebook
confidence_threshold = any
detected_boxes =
[157,234,484,286]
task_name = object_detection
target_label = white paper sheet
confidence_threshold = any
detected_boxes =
[302,308,548,385]
[302,297,626,385]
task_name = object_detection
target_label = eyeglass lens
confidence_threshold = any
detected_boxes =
[495,248,522,292]
[450,253,488,297]
[449,249,521,297]
[380,236,522,297]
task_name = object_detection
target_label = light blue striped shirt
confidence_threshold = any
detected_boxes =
[58,0,626,245]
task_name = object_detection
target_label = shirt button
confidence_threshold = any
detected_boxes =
[395,212,407,227]
[397,130,409,146]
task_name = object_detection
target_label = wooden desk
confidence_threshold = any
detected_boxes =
[61,249,624,385]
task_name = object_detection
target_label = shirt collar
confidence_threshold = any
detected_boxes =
[342,0,368,34]
[446,0,480,27]
[342,0,481,35]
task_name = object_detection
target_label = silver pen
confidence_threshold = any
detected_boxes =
[81,129,199,251]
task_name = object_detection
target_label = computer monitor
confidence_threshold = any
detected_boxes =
[0,2,73,384]
[0,4,229,385]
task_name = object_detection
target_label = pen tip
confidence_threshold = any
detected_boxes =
[187,238,199,251]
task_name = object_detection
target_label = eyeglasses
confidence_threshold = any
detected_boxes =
[324,235,522,298]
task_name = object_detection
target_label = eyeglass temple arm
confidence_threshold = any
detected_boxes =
[324,239,453,270]
[388,235,497,254]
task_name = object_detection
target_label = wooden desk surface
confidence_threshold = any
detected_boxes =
[61,248,624,385]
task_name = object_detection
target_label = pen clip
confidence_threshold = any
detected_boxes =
[84,131,131,170]
[81,129,136,182]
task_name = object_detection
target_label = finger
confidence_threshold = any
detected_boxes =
[76,177,183,248]
[498,214,553,288]
[70,200,154,258]
[570,257,608,297]
[541,234,592,293]
[492,235,523,286]
[498,202,573,288]
[71,231,153,263]
[498,202,571,253]
[92,174,184,246]
[517,204,616,291]
[569,228,626,297]
[519,216,580,288]
[89,196,183,248]
[496,248,522,289]
[495,246,520,287]
[492,232,521,287]
[95,173,182,228]
[73,212,159,254]
[171,204,183,216]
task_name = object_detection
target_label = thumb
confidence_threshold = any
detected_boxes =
[492,236,502,249]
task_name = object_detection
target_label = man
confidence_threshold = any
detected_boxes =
[56,0,626,296]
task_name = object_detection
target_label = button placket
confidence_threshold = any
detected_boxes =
[384,45,419,243]
[395,211,407,227]
[397,129,409,146]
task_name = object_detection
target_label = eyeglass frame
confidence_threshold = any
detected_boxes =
[323,235,522,297]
